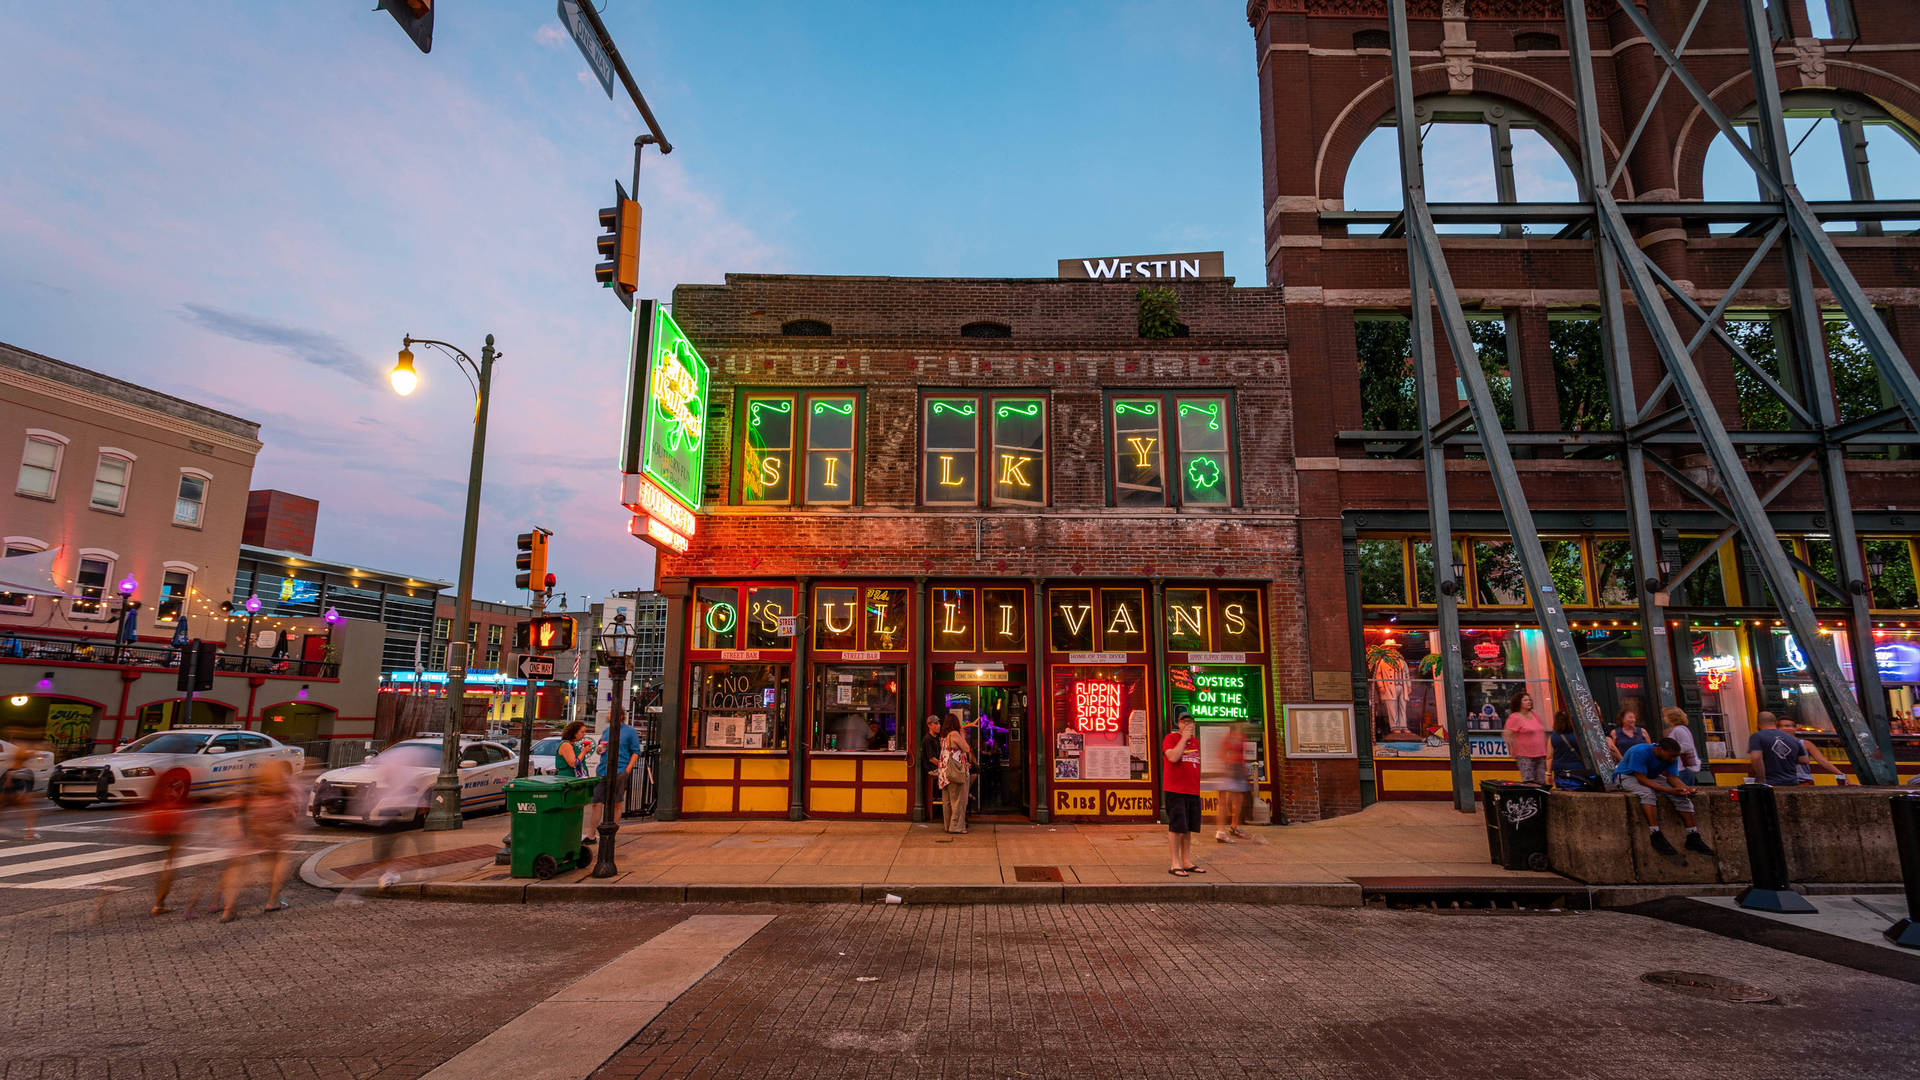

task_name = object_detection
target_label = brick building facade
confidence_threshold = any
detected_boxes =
[1251,0,1920,800]
[649,274,1317,822]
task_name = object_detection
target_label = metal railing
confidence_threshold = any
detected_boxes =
[0,630,339,679]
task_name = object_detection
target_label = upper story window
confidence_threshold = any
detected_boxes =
[91,450,134,512]
[921,393,1048,508]
[71,552,114,620]
[781,319,831,337]
[1108,393,1234,506]
[157,568,193,623]
[16,432,66,499]
[1344,96,1579,236]
[0,539,46,614]
[960,321,1012,339]
[174,471,209,527]
[488,624,504,646]
[1705,92,1919,235]
[740,393,860,506]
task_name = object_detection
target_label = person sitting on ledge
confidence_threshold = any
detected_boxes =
[1611,737,1716,859]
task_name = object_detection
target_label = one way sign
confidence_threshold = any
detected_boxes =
[516,655,556,680]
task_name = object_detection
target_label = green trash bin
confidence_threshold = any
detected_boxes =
[507,776,599,879]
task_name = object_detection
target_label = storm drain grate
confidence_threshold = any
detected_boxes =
[1013,866,1064,882]
[1640,971,1776,1003]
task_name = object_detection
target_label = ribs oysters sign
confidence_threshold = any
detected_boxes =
[621,300,708,551]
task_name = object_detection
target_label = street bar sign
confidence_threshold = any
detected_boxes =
[556,0,615,98]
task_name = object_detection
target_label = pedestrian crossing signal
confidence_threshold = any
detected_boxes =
[524,615,575,654]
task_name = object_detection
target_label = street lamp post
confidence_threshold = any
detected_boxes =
[113,575,140,663]
[392,333,497,831]
[592,612,634,877]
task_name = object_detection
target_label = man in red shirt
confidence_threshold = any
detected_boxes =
[1163,710,1205,877]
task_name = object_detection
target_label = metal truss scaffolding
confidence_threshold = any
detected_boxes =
[1378,0,1909,803]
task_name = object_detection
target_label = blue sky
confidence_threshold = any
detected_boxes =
[0,1,1262,603]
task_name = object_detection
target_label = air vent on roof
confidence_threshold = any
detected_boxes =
[781,319,832,337]
[960,321,1012,339]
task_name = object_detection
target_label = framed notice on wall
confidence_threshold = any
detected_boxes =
[1282,704,1357,759]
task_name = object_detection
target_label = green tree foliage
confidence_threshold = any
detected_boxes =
[1548,318,1611,431]
[1467,319,1515,430]
[1354,318,1419,431]
[1357,539,1408,605]
[1137,287,1181,339]
[1727,318,1791,432]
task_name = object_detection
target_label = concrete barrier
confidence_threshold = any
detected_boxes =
[1546,787,1903,885]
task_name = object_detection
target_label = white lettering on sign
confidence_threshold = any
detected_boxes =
[1080,258,1204,279]
[840,650,881,662]
[720,650,763,661]
[1067,652,1127,665]
[634,475,697,535]
[1189,652,1247,664]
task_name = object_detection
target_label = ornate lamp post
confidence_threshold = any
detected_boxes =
[591,612,635,878]
[391,333,498,831]
[113,575,140,662]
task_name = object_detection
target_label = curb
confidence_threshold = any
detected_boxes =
[339,878,1371,906]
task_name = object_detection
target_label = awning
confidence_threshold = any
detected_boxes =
[0,547,82,598]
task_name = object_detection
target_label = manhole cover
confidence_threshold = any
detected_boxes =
[1640,971,1776,1003]
[1013,865,1064,882]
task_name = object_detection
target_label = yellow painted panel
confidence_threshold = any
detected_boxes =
[738,785,788,813]
[811,758,858,782]
[810,786,857,813]
[1378,767,1452,792]
[861,759,908,783]
[682,785,735,813]
[739,758,791,781]
[861,787,908,815]
[684,758,736,781]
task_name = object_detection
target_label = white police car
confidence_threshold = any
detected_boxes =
[47,728,303,808]
[307,737,518,826]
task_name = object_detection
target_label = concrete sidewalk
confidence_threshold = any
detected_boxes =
[301,800,1573,903]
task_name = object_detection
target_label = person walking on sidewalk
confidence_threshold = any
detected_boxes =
[1164,710,1205,876]
[143,768,193,916]
[1611,738,1715,858]
[219,761,298,922]
[1212,722,1251,843]
[938,716,971,834]
[1502,691,1549,785]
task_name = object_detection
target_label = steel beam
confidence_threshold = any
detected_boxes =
[1387,0,1472,813]
[1319,200,1920,228]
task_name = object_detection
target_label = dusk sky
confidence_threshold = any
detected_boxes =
[0,1,1263,604]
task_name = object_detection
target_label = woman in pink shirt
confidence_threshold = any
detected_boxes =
[1502,691,1550,785]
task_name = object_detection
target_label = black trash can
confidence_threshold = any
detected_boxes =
[1481,780,1551,872]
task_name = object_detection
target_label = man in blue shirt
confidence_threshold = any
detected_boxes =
[596,722,643,805]
[1612,737,1715,858]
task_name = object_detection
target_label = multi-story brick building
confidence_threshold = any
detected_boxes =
[1251,0,1920,803]
[647,274,1306,822]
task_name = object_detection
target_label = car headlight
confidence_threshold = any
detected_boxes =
[120,767,155,778]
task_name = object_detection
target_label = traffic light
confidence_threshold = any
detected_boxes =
[515,529,550,592]
[379,0,433,53]
[528,615,576,653]
[595,181,640,307]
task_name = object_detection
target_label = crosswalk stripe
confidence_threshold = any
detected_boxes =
[0,841,87,859]
[0,844,165,879]
[7,848,243,890]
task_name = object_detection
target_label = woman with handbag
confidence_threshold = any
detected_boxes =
[939,716,972,834]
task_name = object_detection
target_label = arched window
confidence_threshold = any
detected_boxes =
[781,319,832,337]
[1513,32,1560,51]
[1703,92,1920,234]
[1343,96,1580,236]
[960,321,1012,339]
[1352,28,1389,50]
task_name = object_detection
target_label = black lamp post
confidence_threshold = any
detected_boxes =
[591,612,634,878]
[113,574,140,663]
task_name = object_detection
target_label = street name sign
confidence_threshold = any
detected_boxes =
[556,0,614,98]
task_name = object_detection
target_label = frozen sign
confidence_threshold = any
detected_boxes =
[1073,680,1123,734]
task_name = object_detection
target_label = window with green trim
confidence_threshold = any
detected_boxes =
[922,396,979,505]
[741,393,859,506]
[990,397,1047,506]
[1108,392,1235,507]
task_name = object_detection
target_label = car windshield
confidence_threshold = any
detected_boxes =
[531,738,560,754]
[122,732,212,755]
[373,743,444,767]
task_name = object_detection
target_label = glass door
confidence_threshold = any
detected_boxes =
[936,674,1029,816]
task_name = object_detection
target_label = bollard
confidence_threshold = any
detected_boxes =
[1887,793,1920,948]
[1730,782,1817,914]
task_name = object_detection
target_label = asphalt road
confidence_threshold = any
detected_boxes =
[2,887,1917,1080]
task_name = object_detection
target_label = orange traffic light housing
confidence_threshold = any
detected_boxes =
[596,181,640,307]
[515,529,549,592]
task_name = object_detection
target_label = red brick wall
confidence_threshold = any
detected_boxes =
[243,489,318,555]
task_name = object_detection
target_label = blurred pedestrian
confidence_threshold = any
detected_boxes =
[939,716,971,834]
[1608,701,1650,758]
[143,767,193,916]
[1502,691,1549,785]
[1164,710,1204,876]
[1659,706,1702,786]
[1212,722,1251,843]
[3,731,46,841]
[219,761,296,922]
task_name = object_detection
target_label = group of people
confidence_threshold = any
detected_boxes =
[139,761,297,922]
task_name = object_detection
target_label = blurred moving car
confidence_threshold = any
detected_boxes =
[307,737,518,826]
[2,738,55,796]
[46,729,304,808]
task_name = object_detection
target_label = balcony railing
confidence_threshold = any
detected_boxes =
[0,630,340,680]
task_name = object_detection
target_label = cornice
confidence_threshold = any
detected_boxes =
[0,366,263,457]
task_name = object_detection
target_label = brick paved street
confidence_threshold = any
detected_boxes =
[7,886,1914,1080]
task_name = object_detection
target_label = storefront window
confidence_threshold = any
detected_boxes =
[1686,628,1750,756]
[693,586,740,651]
[1110,398,1166,506]
[1165,588,1211,652]
[922,398,979,505]
[1168,664,1269,785]
[813,586,859,651]
[1676,537,1726,606]
[1048,588,1095,652]
[1358,539,1408,606]
[1805,537,1843,607]
[1544,539,1587,605]
[1868,540,1919,609]
[932,587,976,652]
[1215,588,1264,653]
[1050,665,1150,781]
[1593,539,1636,606]
[805,397,858,505]
[1364,627,1552,753]
[866,587,908,650]
[1176,396,1231,505]
[746,586,793,650]
[742,395,794,504]
[1472,540,1526,606]
[687,662,789,750]
[814,664,902,752]
[990,398,1048,507]
[1097,588,1145,653]
[982,587,1028,652]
